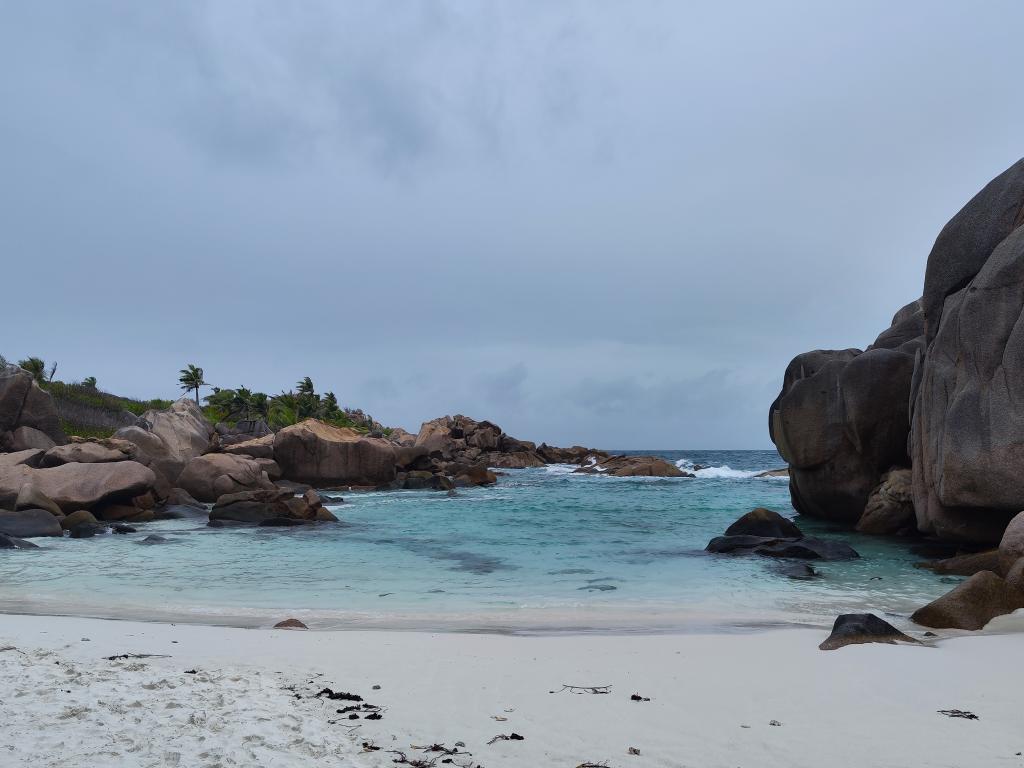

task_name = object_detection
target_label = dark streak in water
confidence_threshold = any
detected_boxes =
[548,568,594,575]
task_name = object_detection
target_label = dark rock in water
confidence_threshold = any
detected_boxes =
[0,533,39,549]
[112,524,136,534]
[154,504,208,520]
[819,613,920,650]
[69,523,106,538]
[725,508,803,539]
[273,618,308,629]
[139,534,170,544]
[911,570,1024,630]
[211,489,293,523]
[579,584,617,591]
[207,519,247,528]
[706,535,791,554]
[780,563,818,580]
[914,549,1001,577]
[0,508,63,538]
[318,494,345,505]
[754,537,860,561]
[259,517,307,527]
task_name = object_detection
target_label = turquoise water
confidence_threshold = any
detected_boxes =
[0,450,957,632]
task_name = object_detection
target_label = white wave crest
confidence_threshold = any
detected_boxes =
[674,459,760,480]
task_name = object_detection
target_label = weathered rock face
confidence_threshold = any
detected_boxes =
[4,426,56,452]
[0,365,66,446]
[177,453,276,502]
[114,397,212,484]
[857,468,916,535]
[0,461,156,513]
[770,304,922,524]
[911,570,1024,630]
[210,489,293,523]
[912,197,1024,543]
[273,420,397,487]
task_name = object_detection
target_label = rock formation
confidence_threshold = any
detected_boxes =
[771,158,1024,547]
[0,365,66,448]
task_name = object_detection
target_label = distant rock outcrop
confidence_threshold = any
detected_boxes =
[274,420,397,487]
[0,365,66,448]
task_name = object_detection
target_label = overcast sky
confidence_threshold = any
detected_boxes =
[2,2,1023,448]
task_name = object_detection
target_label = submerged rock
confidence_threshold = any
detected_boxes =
[780,563,818,580]
[911,571,1024,630]
[0,532,38,549]
[754,538,860,561]
[819,613,920,650]
[914,549,1001,577]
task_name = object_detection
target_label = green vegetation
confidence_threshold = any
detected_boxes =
[203,376,376,433]
[59,420,116,440]
[43,380,173,416]
[178,364,207,404]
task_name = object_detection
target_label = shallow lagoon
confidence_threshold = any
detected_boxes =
[0,450,957,632]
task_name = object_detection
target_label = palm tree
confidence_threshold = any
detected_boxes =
[296,376,315,395]
[82,376,97,389]
[249,392,270,421]
[178,364,207,404]
[18,357,47,384]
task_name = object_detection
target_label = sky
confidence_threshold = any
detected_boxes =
[2,1,1024,449]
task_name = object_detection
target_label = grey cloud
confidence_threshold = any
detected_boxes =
[3,1,1024,447]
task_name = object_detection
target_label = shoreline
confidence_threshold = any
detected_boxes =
[3,612,1023,767]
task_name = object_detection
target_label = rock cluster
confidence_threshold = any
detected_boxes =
[705,509,860,561]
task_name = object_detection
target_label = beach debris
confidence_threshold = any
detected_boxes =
[491,715,508,721]
[550,684,612,695]
[373,684,382,689]
[362,741,382,752]
[487,732,525,745]
[389,742,476,767]
[577,763,611,768]
[630,693,650,702]
[769,720,782,726]
[103,653,170,661]
[317,687,363,702]
[938,709,979,720]
[184,669,198,674]
[628,746,641,755]
[273,618,308,629]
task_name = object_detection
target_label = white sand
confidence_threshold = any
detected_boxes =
[1,614,1021,768]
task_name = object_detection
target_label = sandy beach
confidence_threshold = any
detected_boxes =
[2,613,1021,768]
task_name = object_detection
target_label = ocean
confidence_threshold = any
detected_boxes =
[0,450,957,633]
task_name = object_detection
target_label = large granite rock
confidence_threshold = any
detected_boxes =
[41,438,137,467]
[4,426,56,452]
[221,434,275,459]
[114,397,212,484]
[273,419,397,486]
[769,312,921,524]
[177,453,276,502]
[0,365,65,445]
[0,461,156,513]
[913,241,1024,542]
[911,570,1024,630]
[210,489,293,523]
[0,508,63,538]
